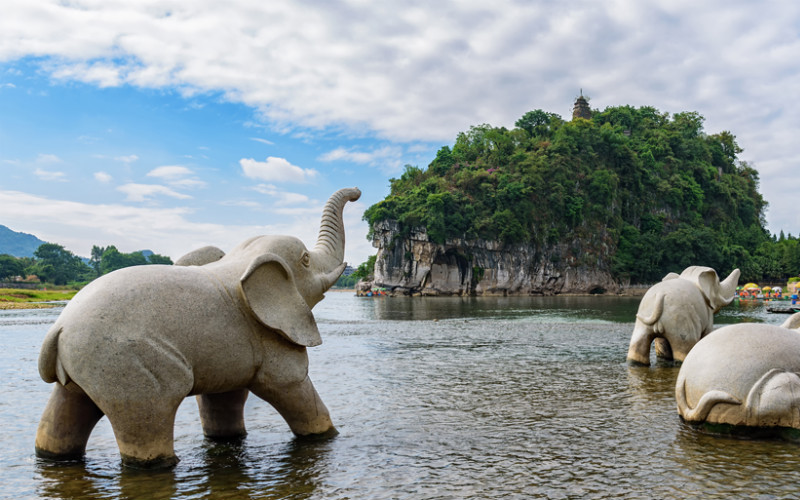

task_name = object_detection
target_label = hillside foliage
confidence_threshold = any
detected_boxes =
[364,105,797,284]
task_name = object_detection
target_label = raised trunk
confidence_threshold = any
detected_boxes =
[313,187,361,283]
[719,269,741,304]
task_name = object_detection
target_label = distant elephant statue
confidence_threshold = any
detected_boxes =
[626,266,740,365]
[35,187,361,468]
[676,322,800,432]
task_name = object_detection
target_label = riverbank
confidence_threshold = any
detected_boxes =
[0,286,645,309]
[0,288,77,310]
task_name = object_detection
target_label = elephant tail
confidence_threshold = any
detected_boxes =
[38,324,69,385]
[676,371,741,422]
[636,292,664,326]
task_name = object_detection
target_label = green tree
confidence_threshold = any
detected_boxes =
[32,243,92,285]
[147,253,173,265]
[354,255,377,279]
[98,246,148,275]
[0,254,25,281]
[334,255,377,288]
[515,109,562,138]
[90,245,107,277]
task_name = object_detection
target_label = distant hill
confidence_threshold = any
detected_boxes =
[0,225,48,258]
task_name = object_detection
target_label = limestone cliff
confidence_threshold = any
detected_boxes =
[370,220,620,296]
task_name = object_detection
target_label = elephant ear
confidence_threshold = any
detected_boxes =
[684,267,721,310]
[238,253,322,347]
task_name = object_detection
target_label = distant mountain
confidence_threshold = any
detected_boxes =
[0,225,48,258]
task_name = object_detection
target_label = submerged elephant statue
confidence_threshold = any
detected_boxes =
[35,187,361,468]
[676,321,800,433]
[626,266,740,365]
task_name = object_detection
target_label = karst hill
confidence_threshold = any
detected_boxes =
[363,99,776,296]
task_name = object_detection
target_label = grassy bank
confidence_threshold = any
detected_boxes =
[0,288,78,309]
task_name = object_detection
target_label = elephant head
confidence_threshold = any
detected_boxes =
[677,266,741,313]
[236,187,361,347]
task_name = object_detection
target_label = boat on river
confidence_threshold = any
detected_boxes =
[766,303,800,314]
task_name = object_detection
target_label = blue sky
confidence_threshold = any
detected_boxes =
[2,1,800,267]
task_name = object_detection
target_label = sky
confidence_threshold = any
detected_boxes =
[2,0,800,267]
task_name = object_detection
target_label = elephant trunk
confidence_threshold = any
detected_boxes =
[716,268,741,311]
[312,187,361,288]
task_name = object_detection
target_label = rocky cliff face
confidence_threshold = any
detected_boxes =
[370,220,620,296]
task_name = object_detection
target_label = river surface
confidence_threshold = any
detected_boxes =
[0,294,796,499]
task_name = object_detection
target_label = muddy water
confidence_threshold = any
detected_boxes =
[1,294,796,499]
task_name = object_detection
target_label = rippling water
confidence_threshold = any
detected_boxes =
[1,294,797,499]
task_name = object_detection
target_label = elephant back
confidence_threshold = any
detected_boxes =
[677,324,800,427]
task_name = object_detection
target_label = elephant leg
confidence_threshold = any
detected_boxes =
[103,399,183,469]
[627,323,654,366]
[251,376,337,438]
[654,337,673,360]
[197,389,249,439]
[667,336,699,363]
[35,383,104,460]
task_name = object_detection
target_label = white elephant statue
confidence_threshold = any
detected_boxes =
[626,266,740,365]
[35,187,361,468]
[676,318,800,433]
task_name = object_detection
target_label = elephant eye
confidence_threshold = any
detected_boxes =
[300,252,311,268]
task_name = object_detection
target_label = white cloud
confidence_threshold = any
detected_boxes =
[115,154,139,164]
[250,184,312,206]
[147,165,193,179]
[251,183,278,194]
[0,189,370,265]
[146,165,207,190]
[169,178,207,189]
[319,145,405,172]
[250,137,274,145]
[94,171,112,183]
[320,148,374,164]
[240,157,318,183]
[33,168,66,182]
[36,154,61,164]
[3,1,800,234]
[220,200,262,209]
[117,183,192,202]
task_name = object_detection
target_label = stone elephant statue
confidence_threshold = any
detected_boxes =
[626,266,740,365]
[35,187,361,468]
[676,319,800,434]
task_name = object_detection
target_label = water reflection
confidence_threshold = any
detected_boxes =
[34,435,335,500]
[320,294,645,323]
[36,460,113,500]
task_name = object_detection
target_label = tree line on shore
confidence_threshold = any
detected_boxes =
[0,243,172,286]
[334,255,377,288]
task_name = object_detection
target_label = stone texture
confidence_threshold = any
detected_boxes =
[35,188,360,468]
[369,220,620,296]
[626,266,740,366]
[676,322,800,431]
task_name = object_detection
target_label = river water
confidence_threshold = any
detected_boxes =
[1,294,796,499]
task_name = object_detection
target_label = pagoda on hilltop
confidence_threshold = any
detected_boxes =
[572,90,591,120]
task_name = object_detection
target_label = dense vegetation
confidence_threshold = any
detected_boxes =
[0,243,173,286]
[364,105,798,284]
